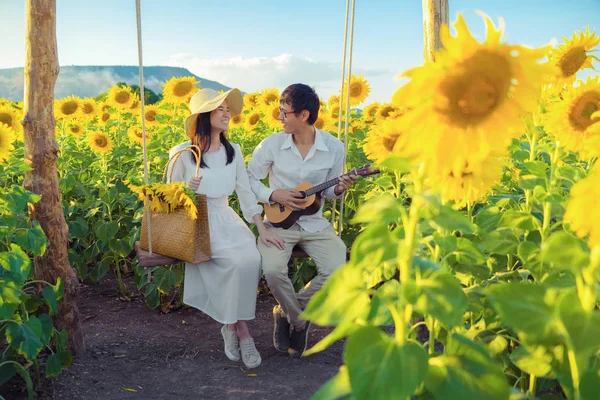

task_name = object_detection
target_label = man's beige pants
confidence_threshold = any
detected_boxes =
[258,224,347,329]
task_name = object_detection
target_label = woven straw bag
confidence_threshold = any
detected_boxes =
[139,145,211,264]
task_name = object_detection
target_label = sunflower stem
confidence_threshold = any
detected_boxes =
[394,172,402,198]
[567,346,581,400]
[525,131,537,210]
[428,317,436,355]
[542,143,562,239]
[528,374,536,398]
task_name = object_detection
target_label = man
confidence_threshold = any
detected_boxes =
[247,83,356,357]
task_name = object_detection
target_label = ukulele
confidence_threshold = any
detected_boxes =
[264,165,380,229]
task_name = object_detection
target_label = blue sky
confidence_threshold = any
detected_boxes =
[1,0,599,102]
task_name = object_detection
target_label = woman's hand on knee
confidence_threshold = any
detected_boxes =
[259,230,285,250]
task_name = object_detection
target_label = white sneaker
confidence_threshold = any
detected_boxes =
[221,325,240,362]
[240,337,262,369]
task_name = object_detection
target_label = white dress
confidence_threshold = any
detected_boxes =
[168,140,263,324]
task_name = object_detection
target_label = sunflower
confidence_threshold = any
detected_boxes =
[362,118,406,164]
[426,155,504,207]
[330,104,341,119]
[549,28,600,89]
[392,13,556,175]
[0,123,16,163]
[230,113,245,129]
[0,105,21,133]
[106,85,135,109]
[328,95,340,108]
[162,76,199,105]
[67,120,85,136]
[86,131,113,154]
[129,96,140,111]
[545,76,600,153]
[100,111,112,124]
[55,95,81,120]
[564,167,600,249]
[362,102,380,123]
[262,104,283,130]
[80,98,98,120]
[244,92,260,107]
[375,103,397,120]
[245,111,262,132]
[142,105,161,127]
[127,125,150,146]
[261,88,280,106]
[341,74,370,106]
[314,112,333,132]
[319,99,327,111]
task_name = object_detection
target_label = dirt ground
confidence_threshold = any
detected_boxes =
[2,276,344,400]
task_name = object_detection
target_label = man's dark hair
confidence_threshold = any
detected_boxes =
[280,84,320,125]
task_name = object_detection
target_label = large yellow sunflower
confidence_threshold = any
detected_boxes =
[549,28,600,88]
[0,123,16,163]
[127,125,151,146]
[67,120,85,136]
[129,96,140,111]
[261,88,280,106]
[545,76,600,153]
[330,104,341,119]
[244,92,260,107]
[426,155,504,207]
[341,74,371,106]
[362,102,380,123]
[106,85,135,109]
[328,95,340,108]
[100,111,112,124]
[55,95,81,120]
[245,110,262,132]
[86,131,113,154]
[262,104,283,130]
[162,76,199,105]
[564,167,600,249]
[375,103,398,121]
[80,98,99,121]
[142,105,161,127]
[0,105,21,135]
[314,112,333,132]
[362,118,407,164]
[230,113,245,129]
[392,12,556,175]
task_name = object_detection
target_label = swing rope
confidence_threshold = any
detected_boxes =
[331,0,356,237]
[135,0,153,257]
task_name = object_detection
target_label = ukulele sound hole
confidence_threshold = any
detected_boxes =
[279,204,285,212]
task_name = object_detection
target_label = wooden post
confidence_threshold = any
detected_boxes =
[422,0,449,62]
[22,0,85,355]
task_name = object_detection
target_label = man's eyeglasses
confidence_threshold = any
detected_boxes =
[279,108,296,119]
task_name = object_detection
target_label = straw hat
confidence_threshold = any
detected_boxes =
[184,88,243,139]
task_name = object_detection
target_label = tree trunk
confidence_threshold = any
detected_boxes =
[422,0,449,62]
[22,0,85,355]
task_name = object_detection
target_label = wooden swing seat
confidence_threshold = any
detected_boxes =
[135,241,350,268]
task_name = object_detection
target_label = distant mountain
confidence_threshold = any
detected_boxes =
[0,65,233,101]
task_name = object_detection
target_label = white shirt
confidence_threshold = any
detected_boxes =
[168,140,263,223]
[247,129,345,232]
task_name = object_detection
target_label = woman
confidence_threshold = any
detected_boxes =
[168,88,284,369]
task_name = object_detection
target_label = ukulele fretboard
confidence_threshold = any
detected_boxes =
[303,171,357,197]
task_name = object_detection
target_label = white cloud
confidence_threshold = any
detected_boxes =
[163,52,395,103]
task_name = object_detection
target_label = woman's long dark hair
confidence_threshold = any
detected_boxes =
[191,112,235,168]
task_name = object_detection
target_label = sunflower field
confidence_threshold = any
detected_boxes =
[1,12,600,400]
